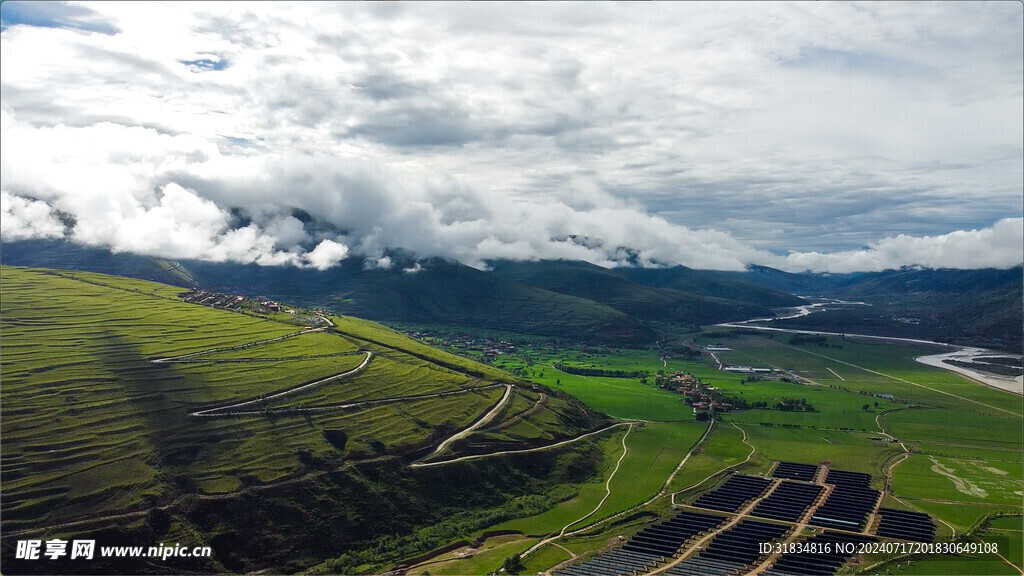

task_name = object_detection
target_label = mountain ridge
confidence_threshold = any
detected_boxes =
[2,240,1019,350]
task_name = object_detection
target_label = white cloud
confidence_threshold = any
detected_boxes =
[1,3,1021,273]
[363,256,393,270]
[781,218,1024,273]
[303,239,350,271]
[0,192,66,241]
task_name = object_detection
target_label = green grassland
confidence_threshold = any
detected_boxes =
[422,328,1023,575]
[589,422,705,522]
[405,534,538,576]
[470,390,606,448]
[667,421,752,494]
[193,330,362,359]
[519,542,573,574]
[422,421,706,575]
[3,266,1022,575]
[492,429,628,535]
[1,266,619,574]
[986,516,1024,530]
[488,422,704,534]
[893,455,1023,505]
[492,351,695,421]
[882,555,1019,575]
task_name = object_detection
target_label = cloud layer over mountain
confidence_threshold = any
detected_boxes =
[2,2,1021,272]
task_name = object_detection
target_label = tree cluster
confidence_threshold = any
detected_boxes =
[751,397,814,412]
[553,363,648,379]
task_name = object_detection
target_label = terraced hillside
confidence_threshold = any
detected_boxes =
[0,266,613,574]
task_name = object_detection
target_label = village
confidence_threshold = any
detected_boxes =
[399,328,522,359]
[177,288,333,327]
[179,288,290,313]
[655,370,741,418]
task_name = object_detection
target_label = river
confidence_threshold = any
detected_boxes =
[717,299,1023,396]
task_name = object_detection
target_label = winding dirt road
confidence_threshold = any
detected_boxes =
[426,384,515,458]
[523,423,635,558]
[188,351,373,417]
[411,421,633,469]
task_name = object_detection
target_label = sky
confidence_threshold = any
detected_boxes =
[1,1,1022,273]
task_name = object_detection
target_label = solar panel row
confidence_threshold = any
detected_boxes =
[772,461,818,482]
[552,511,726,576]
[752,481,824,523]
[693,474,773,513]
[875,507,935,542]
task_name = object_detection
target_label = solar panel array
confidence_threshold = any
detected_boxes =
[663,556,745,576]
[666,519,789,576]
[772,461,818,482]
[824,469,872,487]
[553,511,726,576]
[809,469,879,531]
[554,465,935,576]
[762,532,876,576]
[752,481,824,522]
[552,548,661,576]
[693,474,773,513]
[875,508,935,542]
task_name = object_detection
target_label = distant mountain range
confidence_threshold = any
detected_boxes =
[744,266,1023,352]
[3,240,1020,351]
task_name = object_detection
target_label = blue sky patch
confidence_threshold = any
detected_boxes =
[0,1,119,34]
[181,58,229,72]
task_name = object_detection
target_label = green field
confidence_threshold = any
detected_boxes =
[667,421,752,494]
[410,329,1023,575]
[3,267,1022,575]
[0,267,606,544]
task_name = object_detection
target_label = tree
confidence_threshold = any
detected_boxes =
[873,401,879,408]
[501,554,524,574]
[862,404,870,411]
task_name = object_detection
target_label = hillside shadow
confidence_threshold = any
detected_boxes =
[94,332,216,483]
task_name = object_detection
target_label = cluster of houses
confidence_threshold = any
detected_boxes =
[179,288,245,309]
[403,330,519,359]
[259,299,282,312]
[661,371,734,417]
[178,289,291,315]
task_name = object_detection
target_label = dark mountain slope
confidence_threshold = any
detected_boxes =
[831,266,1024,297]
[610,264,805,307]
[184,256,658,345]
[488,259,786,326]
[0,239,197,286]
[736,264,1023,352]
[0,241,655,346]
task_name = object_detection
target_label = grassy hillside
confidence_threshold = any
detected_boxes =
[1,241,657,346]
[7,241,1018,351]
[0,266,614,574]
